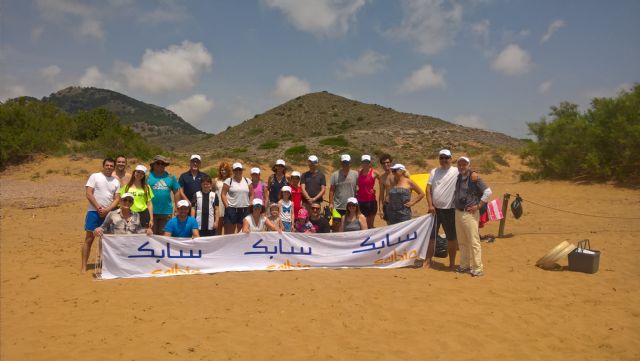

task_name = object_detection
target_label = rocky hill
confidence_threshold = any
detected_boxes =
[43,87,206,147]
[189,91,524,169]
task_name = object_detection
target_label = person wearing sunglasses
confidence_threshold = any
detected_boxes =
[387,164,425,225]
[147,155,182,235]
[425,149,459,269]
[308,201,330,233]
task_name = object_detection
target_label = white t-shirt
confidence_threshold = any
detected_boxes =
[428,166,459,209]
[86,172,120,212]
[223,177,251,208]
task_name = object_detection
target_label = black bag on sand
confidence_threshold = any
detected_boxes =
[568,239,600,274]
[434,235,448,258]
[511,193,523,219]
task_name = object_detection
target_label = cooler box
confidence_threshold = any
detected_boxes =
[568,239,600,274]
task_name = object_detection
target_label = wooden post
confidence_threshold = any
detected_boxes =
[498,193,511,238]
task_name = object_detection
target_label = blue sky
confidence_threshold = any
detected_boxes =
[1,0,639,137]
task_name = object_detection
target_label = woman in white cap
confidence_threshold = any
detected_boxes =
[243,198,278,233]
[250,167,267,205]
[94,193,151,237]
[267,159,288,205]
[221,162,254,234]
[387,164,425,224]
[357,154,381,229]
[339,197,368,232]
[278,185,294,232]
[118,164,154,232]
[214,162,232,233]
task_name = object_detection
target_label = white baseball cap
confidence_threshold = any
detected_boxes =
[252,198,264,207]
[457,156,471,165]
[281,186,292,193]
[439,149,452,157]
[232,162,243,170]
[341,154,351,162]
[308,155,319,163]
[361,154,371,162]
[177,200,190,208]
[134,164,147,173]
[121,192,134,200]
[291,171,301,178]
[347,197,359,205]
[251,167,261,174]
[275,159,286,166]
[190,154,201,161]
[390,163,406,171]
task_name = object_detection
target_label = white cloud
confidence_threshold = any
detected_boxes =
[398,64,446,93]
[492,44,532,76]
[78,66,121,90]
[35,0,104,39]
[168,94,215,124]
[0,83,28,101]
[119,41,213,94]
[387,0,463,55]
[40,65,62,81]
[264,0,366,37]
[337,50,388,78]
[453,114,486,129]
[273,75,311,100]
[140,0,189,24]
[538,80,552,95]
[541,19,565,43]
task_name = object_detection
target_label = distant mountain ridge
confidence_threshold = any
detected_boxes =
[189,91,524,167]
[43,87,205,146]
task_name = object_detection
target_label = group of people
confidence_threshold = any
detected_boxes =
[82,150,491,277]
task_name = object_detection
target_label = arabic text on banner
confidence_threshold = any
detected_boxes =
[100,214,434,279]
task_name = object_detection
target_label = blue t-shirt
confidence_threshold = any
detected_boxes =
[164,216,199,237]
[148,171,181,215]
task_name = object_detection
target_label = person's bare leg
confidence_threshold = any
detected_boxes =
[224,223,236,234]
[234,223,243,233]
[366,214,376,229]
[448,240,458,270]
[81,231,94,272]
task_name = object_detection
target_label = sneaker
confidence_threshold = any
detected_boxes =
[454,266,470,273]
[470,270,484,277]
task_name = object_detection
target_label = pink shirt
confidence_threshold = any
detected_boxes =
[357,168,376,202]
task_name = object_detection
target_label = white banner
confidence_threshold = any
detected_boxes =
[100,214,434,279]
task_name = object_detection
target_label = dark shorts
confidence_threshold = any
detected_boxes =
[84,211,104,231]
[199,229,217,237]
[137,208,151,228]
[153,214,172,235]
[431,208,457,241]
[382,203,389,221]
[224,207,249,225]
[359,200,378,217]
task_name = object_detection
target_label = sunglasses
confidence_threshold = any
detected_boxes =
[311,207,321,211]
[155,162,168,166]
[254,205,263,209]
[121,198,133,203]
[439,156,451,160]
[233,168,242,171]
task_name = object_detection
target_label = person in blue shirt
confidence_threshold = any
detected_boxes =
[147,155,182,234]
[164,200,200,238]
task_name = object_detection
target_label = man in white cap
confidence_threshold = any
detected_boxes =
[425,149,459,269]
[329,154,359,232]
[453,156,492,277]
[81,157,120,272]
[179,154,207,204]
[301,155,326,210]
[94,193,151,237]
[164,200,200,238]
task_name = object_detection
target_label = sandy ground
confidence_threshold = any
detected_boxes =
[1,155,640,360]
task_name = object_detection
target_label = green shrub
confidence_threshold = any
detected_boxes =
[491,153,510,167]
[232,147,247,153]
[319,136,349,147]
[247,127,264,136]
[284,145,308,156]
[258,140,280,149]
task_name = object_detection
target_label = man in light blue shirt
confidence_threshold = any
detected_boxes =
[164,200,200,238]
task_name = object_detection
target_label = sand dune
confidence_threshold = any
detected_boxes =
[1,156,639,360]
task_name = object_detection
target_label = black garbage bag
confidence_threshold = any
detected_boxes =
[323,205,332,221]
[511,193,523,219]
[434,235,448,258]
